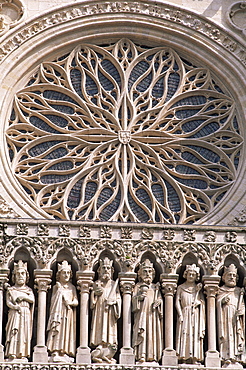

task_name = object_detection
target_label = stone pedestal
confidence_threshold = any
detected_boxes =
[76,271,95,364]
[33,269,52,363]
[33,345,50,363]
[119,272,136,365]
[76,347,91,364]
[0,269,9,361]
[203,275,221,368]
[161,274,179,366]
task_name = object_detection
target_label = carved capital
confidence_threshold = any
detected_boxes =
[76,271,95,293]
[119,272,136,294]
[202,275,221,298]
[34,269,52,292]
[161,274,179,296]
[35,278,51,292]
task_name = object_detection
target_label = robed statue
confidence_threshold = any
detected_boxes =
[217,264,245,365]
[90,257,121,363]
[5,261,35,361]
[47,261,78,363]
[175,264,205,364]
[132,259,163,363]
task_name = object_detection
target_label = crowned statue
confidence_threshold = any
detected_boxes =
[90,257,121,363]
[47,261,78,363]
[5,261,35,361]
[132,259,163,364]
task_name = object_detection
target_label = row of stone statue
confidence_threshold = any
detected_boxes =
[4,258,245,366]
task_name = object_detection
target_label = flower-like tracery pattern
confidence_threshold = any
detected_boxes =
[6,39,242,223]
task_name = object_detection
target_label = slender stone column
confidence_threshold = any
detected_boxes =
[33,269,52,363]
[76,270,95,364]
[203,275,221,367]
[0,269,9,361]
[161,273,179,366]
[119,272,136,365]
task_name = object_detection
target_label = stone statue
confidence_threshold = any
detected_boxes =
[217,264,245,365]
[90,257,121,363]
[175,264,205,364]
[132,259,163,363]
[47,261,78,363]
[5,260,35,361]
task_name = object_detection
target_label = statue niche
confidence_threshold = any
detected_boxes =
[47,260,78,363]
[132,259,163,364]
[175,264,205,364]
[217,264,245,367]
[90,257,121,364]
[5,260,35,362]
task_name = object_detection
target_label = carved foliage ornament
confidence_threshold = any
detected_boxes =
[6,39,242,224]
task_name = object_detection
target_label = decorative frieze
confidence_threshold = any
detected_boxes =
[0,0,245,68]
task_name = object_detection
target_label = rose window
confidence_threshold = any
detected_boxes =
[6,39,242,224]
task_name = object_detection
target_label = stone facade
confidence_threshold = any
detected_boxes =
[0,0,246,368]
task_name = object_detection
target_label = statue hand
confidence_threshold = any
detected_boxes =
[194,299,201,307]
[94,287,103,296]
[179,314,184,322]
[106,299,116,306]
[236,309,244,316]
[222,296,230,305]
[16,295,26,303]
[152,299,162,309]
[14,304,21,313]
[196,283,202,291]
[64,300,71,309]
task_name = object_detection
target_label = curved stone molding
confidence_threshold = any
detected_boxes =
[0,0,25,36]
[0,0,245,67]
[227,1,246,35]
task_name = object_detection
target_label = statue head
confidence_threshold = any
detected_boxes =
[183,264,200,282]
[138,259,155,284]
[56,260,72,283]
[222,264,238,287]
[98,257,114,281]
[12,260,29,285]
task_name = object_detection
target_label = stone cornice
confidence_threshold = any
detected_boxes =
[0,0,245,68]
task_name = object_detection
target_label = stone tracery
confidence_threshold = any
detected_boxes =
[6,39,242,224]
